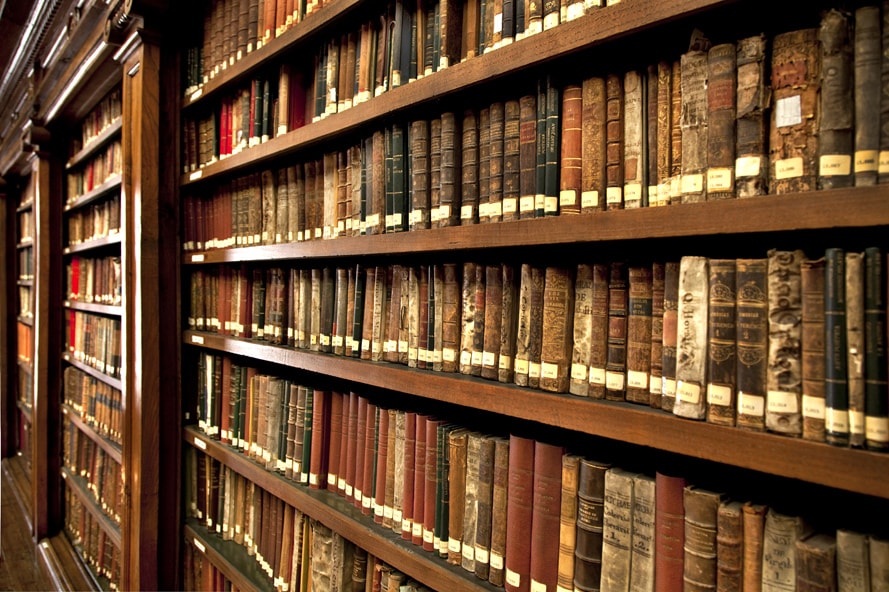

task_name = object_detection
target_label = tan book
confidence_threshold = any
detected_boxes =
[600,468,637,592]
[629,474,656,592]
[540,267,575,393]
[674,256,710,420]
[489,436,510,587]
[683,486,724,592]
[447,429,469,565]
[836,529,871,591]
[557,454,582,592]
[623,70,645,209]
[735,35,770,198]
[482,265,503,380]
[762,509,810,592]
[742,502,767,592]
[650,262,666,409]
[795,533,837,592]
[656,61,673,205]
[459,262,478,375]
[846,251,865,447]
[442,263,461,372]
[626,265,653,404]
[801,257,827,442]
[570,263,595,397]
[499,264,519,384]
[717,500,744,592]
[581,76,607,213]
[680,40,711,204]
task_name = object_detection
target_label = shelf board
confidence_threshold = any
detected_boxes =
[63,175,121,213]
[185,428,502,592]
[63,233,122,256]
[61,404,123,465]
[16,238,33,249]
[185,331,889,499]
[181,0,734,187]
[60,467,122,550]
[182,0,365,110]
[16,399,32,424]
[62,354,122,392]
[181,187,889,263]
[63,301,122,317]
[66,119,123,170]
[183,521,272,592]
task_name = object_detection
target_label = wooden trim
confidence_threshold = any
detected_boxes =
[63,233,122,256]
[3,455,34,535]
[185,331,889,499]
[60,467,122,550]
[186,428,502,592]
[61,404,123,465]
[36,534,103,592]
[62,354,123,391]
[183,521,270,592]
[66,119,123,170]
[63,301,122,317]
[62,174,121,214]
[182,187,889,264]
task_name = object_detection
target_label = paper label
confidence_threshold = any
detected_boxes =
[775,157,803,179]
[802,395,825,419]
[567,2,585,20]
[475,546,490,564]
[193,539,206,553]
[775,95,802,127]
[605,371,625,390]
[819,154,851,176]
[189,169,203,181]
[448,538,462,553]
[589,367,606,386]
[413,522,423,537]
[581,190,599,208]
[850,410,865,435]
[707,384,732,406]
[443,347,456,362]
[531,579,548,592]
[826,407,849,432]
[738,392,764,417]
[471,350,484,366]
[677,381,701,404]
[515,358,529,375]
[650,375,662,394]
[624,183,642,204]
[879,150,889,174]
[462,542,475,560]
[365,213,380,228]
[767,390,798,413]
[499,355,512,370]
[529,362,541,379]
[461,205,475,220]
[855,150,879,173]
[520,195,535,213]
[707,168,733,190]
[657,183,670,205]
[503,197,518,213]
[191,254,205,263]
[571,363,588,381]
[606,186,622,204]
[866,416,889,442]
[439,204,451,219]
[681,173,704,194]
[545,196,559,213]
[560,190,577,207]
[191,334,204,344]
[543,12,559,29]
[506,570,522,588]
[194,437,207,450]
[541,362,559,379]
[627,370,648,389]
[483,351,497,367]
[735,154,761,177]
[494,12,503,33]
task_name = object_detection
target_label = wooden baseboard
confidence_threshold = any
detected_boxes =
[36,534,102,592]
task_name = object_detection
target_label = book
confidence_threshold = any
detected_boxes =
[560,84,583,215]
[855,6,881,186]
[519,93,538,218]
[869,535,889,590]
[544,78,561,216]
[489,436,510,586]
[736,259,768,432]
[442,263,461,372]
[680,40,710,204]
[461,109,480,225]
[836,529,870,591]
[600,467,636,592]
[683,486,723,591]
[541,266,575,393]
[661,261,680,412]
[655,472,686,592]
[656,62,673,205]
[557,454,581,592]
[623,70,645,209]
[864,247,888,451]
[570,264,595,397]
[459,262,479,375]
[742,502,768,592]
[482,264,503,381]
[605,73,624,210]
[846,251,866,448]
[626,265,653,404]
[505,434,535,592]
[503,99,522,222]
[801,257,827,442]
[530,441,563,592]
[488,101,505,223]
[589,263,611,400]
[462,432,482,572]
[629,473,656,592]
[707,259,737,426]
[795,533,837,592]
[474,434,496,580]
[762,509,809,592]
[605,262,628,401]
[674,256,709,420]
[499,264,519,384]
[707,43,736,200]
[826,248,850,446]
[716,500,744,592]
[818,9,854,190]
[582,76,607,213]
[574,458,610,592]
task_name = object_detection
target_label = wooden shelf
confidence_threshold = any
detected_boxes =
[66,119,123,170]
[183,521,271,592]
[63,175,121,214]
[60,468,122,551]
[63,233,122,256]
[185,428,501,592]
[181,187,889,264]
[61,404,122,465]
[63,301,122,317]
[16,200,33,213]
[180,0,734,188]
[37,533,105,592]
[17,238,33,249]
[62,354,122,392]
[185,330,889,500]
[182,0,365,110]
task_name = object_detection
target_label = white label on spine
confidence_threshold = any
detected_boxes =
[826,407,849,432]
[506,570,521,588]
[559,190,577,207]
[738,392,764,417]
[677,381,701,404]
[514,358,529,375]
[499,355,512,370]
[462,543,475,560]
[189,169,203,181]
[194,437,207,450]
[855,150,879,172]
[571,363,588,381]
[493,13,503,33]
[483,351,497,367]
[531,579,547,592]
[627,370,648,389]
[681,173,703,194]
[879,151,889,174]
[767,391,798,413]
[412,522,422,537]
[707,384,732,406]
[541,362,559,379]
[606,371,625,390]
[503,198,518,213]
[802,395,825,419]
[624,183,642,204]
[543,12,559,29]
[545,196,559,213]
[775,157,803,179]
[402,518,411,533]
[520,195,535,212]
[707,168,733,190]
[529,362,541,379]
[490,551,504,570]
[384,505,393,519]
[850,410,865,435]
[589,367,606,386]
[866,417,889,442]
[606,186,622,204]
[471,350,483,366]
[191,334,204,344]
[581,190,599,208]
[775,95,802,127]
[475,546,490,564]
[443,347,456,362]
[191,254,205,263]
[460,350,472,367]
[193,539,206,553]
[461,205,474,220]
[819,154,851,176]
[448,538,461,553]
[650,376,663,394]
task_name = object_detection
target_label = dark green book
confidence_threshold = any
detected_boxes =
[351,264,365,358]
[864,247,888,451]
[393,122,407,232]
[301,387,314,484]
[825,248,850,446]
[544,78,560,216]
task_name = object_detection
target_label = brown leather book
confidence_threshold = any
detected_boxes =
[393,409,406,532]
[326,391,344,495]
[623,70,645,209]
[471,263,488,376]
[430,117,442,225]
[462,431,482,572]
[519,94,538,218]
[600,468,637,591]
[479,106,492,224]
[505,434,535,592]
[716,500,743,592]
[333,268,349,356]
[683,485,723,592]
[734,35,769,198]
[499,264,519,384]
[440,0,464,68]
[528,266,546,389]
[605,262,629,401]
[655,472,686,592]
[707,43,737,200]
[801,257,826,442]
[530,441,564,592]
[766,250,805,436]
[655,62,673,205]
[432,264,445,371]
[474,434,496,580]
[410,119,431,230]
[818,9,854,190]
[359,402,376,515]
[707,259,737,426]
[605,74,624,210]
[460,262,478,375]
[359,267,375,360]
[482,265,503,380]
[582,76,607,213]
[846,251,866,448]
[736,259,768,431]
[384,408,398,529]
[439,111,461,227]
[681,42,710,204]
[650,262,666,408]
[384,265,404,363]
[589,263,611,400]
[344,268,356,356]
[559,84,583,215]
[408,267,421,368]
[741,502,767,592]
[837,529,871,590]
[489,101,505,223]
[629,473,656,592]
[557,454,581,592]
[855,6,881,186]
[309,390,329,490]
[674,256,710,421]
[626,265,653,404]
[400,409,417,541]
[489,436,510,587]
[541,267,575,393]
[370,266,389,362]
[570,264,595,397]
[762,509,810,591]
[503,99,522,222]
[796,533,837,592]
[365,130,384,235]
[573,458,610,592]
[461,109,480,225]
[669,60,683,203]
[646,63,659,206]
[411,414,427,545]
[447,429,469,564]
[442,263,461,372]
[423,417,442,553]
[515,263,533,387]
[770,28,821,194]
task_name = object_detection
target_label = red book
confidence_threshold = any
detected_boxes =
[354,396,368,509]
[361,402,377,516]
[655,471,687,592]
[309,389,329,489]
[529,441,563,592]
[411,414,427,546]
[374,406,390,524]
[344,392,359,500]
[505,435,535,592]
[326,390,344,493]
[402,411,417,540]
[423,418,442,552]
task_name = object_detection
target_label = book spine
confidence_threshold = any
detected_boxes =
[766,250,805,436]
[864,248,888,450]
[736,259,768,431]
[654,472,686,592]
[646,63,659,207]
[605,73,624,210]
[881,0,889,183]
[674,256,709,420]
[474,435,496,580]
[707,259,737,426]
[505,434,535,592]
[742,502,767,592]
[439,111,461,227]
[683,486,723,591]
[707,43,736,200]
[582,76,607,213]
[762,510,808,591]
[519,94,538,218]
[482,265,503,380]
[544,79,561,216]
[529,441,563,592]
[680,47,709,204]
[540,266,575,393]
[626,265,653,404]
[574,458,610,592]
[489,436,510,586]
[801,257,827,442]
[669,60,682,203]
[461,109,480,225]
[846,251,866,447]
[600,468,635,592]
[855,6,881,187]
[570,264,595,397]
[818,9,854,190]
[661,261,680,412]
[826,249,850,446]
[656,62,673,205]
[629,474,656,592]
[499,264,519,384]
[605,262,628,401]
[528,266,546,389]
[442,263,461,372]
[650,262,666,408]
[560,84,583,215]
[557,454,581,592]
[623,70,645,209]
[410,119,431,230]
[716,501,743,592]
[462,432,481,571]
[503,99,522,222]
[489,100,505,223]
[447,429,468,563]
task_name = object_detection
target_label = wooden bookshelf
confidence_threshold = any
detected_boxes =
[63,174,121,213]
[60,467,122,551]
[66,119,123,170]
[61,405,122,466]
[61,354,123,392]
[63,301,122,317]
[184,521,273,592]
[63,234,122,256]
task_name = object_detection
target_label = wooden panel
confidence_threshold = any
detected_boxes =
[36,534,103,592]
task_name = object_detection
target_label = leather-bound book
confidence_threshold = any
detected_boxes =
[674,256,709,420]
[432,264,445,371]
[408,266,421,368]
[670,60,683,203]
[418,265,430,370]
[528,266,546,389]
[541,266,575,393]
[650,262,666,408]
[439,111,461,227]
[412,414,427,545]
[846,251,866,447]
[309,389,329,490]
[629,473,656,592]
[647,63,659,206]
[818,9,854,190]
[442,263,461,372]
[762,510,810,591]
[683,486,723,592]
[736,259,768,432]
[519,94,538,219]
[716,500,743,592]
[479,106,492,224]
[515,264,533,387]
[655,472,686,592]
[801,257,827,442]
[680,41,710,204]
[837,529,870,591]
[707,259,737,426]
[430,118,442,225]
[482,265,503,380]
[460,262,478,375]
[326,391,344,492]
[499,264,519,384]
[472,264,488,376]
[742,502,767,592]
[474,435,496,580]
[503,99,522,222]
[461,109,480,225]
[795,533,836,592]
[605,262,629,401]
[505,434,535,592]
[359,401,376,514]
[605,73,624,210]
[560,84,583,216]
[440,0,463,69]
[656,62,673,205]
[333,268,349,356]
[424,418,442,553]
[769,28,821,194]
[359,267,374,360]
[489,100,505,223]
[707,43,736,200]
[570,264,595,397]
[864,248,888,451]
[401,409,416,540]
[600,468,636,592]
[587,263,611,400]
[825,248,850,446]
[557,454,581,592]
[855,6,881,186]
[623,70,645,209]
[544,79,561,216]
[489,436,510,587]
[344,267,356,356]
[462,432,482,572]
[447,428,469,564]
[410,119,431,230]
[766,250,805,436]
[661,261,680,412]
[530,441,564,592]
[574,458,610,592]
[438,423,454,557]
[626,265,653,404]
[370,265,388,362]
[582,76,607,213]
[385,408,399,529]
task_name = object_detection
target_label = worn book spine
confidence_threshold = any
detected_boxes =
[881,0,889,183]
[669,60,683,203]
[825,248,850,446]
[605,73,624,210]
[818,9,854,190]
[462,432,481,572]
[461,109,480,225]
[528,266,546,389]
[707,43,736,200]
[424,418,442,553]
[864,247,888,451]
[846,251,866,447]
[683,486,723,592]
[447,428,468,563]
[489,436,510,586]
[570,264,595,397]
[656,62,673,205]
[544,79,561,216]
[736,259,768,432]
[765,250,805,436]
[474,435,496,580]
[769,28,821,194]
[439,111,461,227]
[716,500,743,592]
[661,261,680,412]
[674,256,710,420]
[400,409,416,539]
[650,262,666,408]
[557,454,581,592]
[582,76,607,213]
[442,263,461,372]
[471,264,487,376]
[586,263,610,400]
[655,474,686,592]
[573,458,610,592]
[622,70,645,209]
[505,434,535,592]
[605,262,629,401]
[541,267,575,393]
[411,414,427,544]
[629,473,656,592]
[499,264,519,384]
[410,119,431,230]
[560,84,583,215]
[707,259,737,426]
[742,502,767,592]
[519,94,538,219]
[530,442,564,592]
[482,265,503,381]
[409,266,421,368]
[626,265,653,404]
[488,101,505,223]
[433,264,445,372]
[795,533,837,592]
[503,99,522,222]
[762,509,809,592]
[870,535,889,590]
[855,6,882,186]
[430,117,442,225]
[801,257,827,442]
[681,47,709,204]
[647,63,659,207]
[837,529,870,591]
[600,468,636,592]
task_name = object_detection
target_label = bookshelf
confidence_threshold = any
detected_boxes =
[176,0,888,590]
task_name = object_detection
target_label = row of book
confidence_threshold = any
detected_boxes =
[17,323,32,364]
[66,140,121,204]
[66,255,122,306]
[189,382,888,592]
[65,311,122,380]
[64,487,120,591]
[18,286,31,319]
[73,88,121,156]
[187,246,888,450]
[63,423,123,526]
[17,209,32,241]
[18,248,32,281]
[66,196,121,248]
[63,366,123,447]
